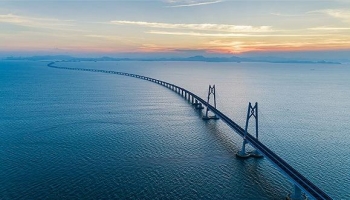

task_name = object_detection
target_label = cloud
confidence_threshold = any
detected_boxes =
[85,34,138,45]
[147,30,248,37]
[209,40,313,48]
[308,27,350,31]
[137,44,176,52]
[110,20,272,33]
[167,0,223,8]
[205,37,350,53]
[0,13,76,31]
[146,30,328,38]
[85,34,122,40]
[269,12,304,17]
[309,9,350,22]
[217,39,350,53]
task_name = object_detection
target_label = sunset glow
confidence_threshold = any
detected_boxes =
[1,0,350,55]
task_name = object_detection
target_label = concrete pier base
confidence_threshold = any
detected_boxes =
[202,115,219,120]
[249,150,264,158]
[236,151,251,158]
[236,150,264,159]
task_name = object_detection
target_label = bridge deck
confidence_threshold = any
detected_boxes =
[48,62,332,200]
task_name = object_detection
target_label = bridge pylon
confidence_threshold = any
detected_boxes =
[236,102,263,158]
[202,85,219,120]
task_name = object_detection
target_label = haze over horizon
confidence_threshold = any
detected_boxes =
[1,0,350,59]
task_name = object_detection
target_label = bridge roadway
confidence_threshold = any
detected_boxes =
[48,62,332,200]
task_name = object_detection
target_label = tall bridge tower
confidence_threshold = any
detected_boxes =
[236,102,263,158]
[203,85,219,120]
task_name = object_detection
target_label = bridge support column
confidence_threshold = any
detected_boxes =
[193,100,204,109]
[290,184,302,200]
[203,85,219,120]
[236,102,263,158]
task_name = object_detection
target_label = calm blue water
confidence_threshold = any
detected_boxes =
[0,60,349,199]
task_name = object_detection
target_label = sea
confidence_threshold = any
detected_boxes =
[0,60,349,199]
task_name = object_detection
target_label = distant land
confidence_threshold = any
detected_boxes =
[3,55,342,64]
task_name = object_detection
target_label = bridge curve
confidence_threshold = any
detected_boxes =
[48,62,332,200]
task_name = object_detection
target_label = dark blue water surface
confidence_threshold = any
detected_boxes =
[0,60,349,199]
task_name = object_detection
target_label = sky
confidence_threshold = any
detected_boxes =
[0,0,350,58]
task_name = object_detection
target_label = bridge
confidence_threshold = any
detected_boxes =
[48,62,332,200]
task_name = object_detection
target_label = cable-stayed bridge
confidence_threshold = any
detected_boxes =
[48,62,332,200]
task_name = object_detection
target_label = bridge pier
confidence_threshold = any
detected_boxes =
[286,185,304,200]
[289,184,303,200]
[193,100,204,109]
[203,85,219,120]
[236,102,263,158]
